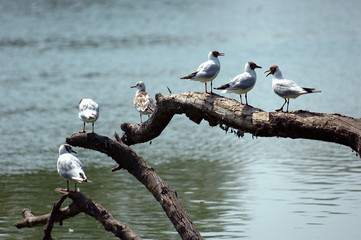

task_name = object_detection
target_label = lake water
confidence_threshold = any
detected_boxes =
[1,0,361,239]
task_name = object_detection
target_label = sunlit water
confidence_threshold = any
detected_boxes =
[1,0,361,239]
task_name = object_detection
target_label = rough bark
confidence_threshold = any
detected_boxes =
[66,133,202,240]
[43,194,68,240]
[120,92,361,156]
[16,191,141,240]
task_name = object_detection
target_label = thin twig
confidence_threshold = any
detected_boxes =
[43,194,69,240]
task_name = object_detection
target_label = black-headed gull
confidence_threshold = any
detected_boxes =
[214,61,262,105]
[181,50,224,94]
[265,65,321,112]
[131,81,155,123]
[57,144,92,192]
[78,98,99,133]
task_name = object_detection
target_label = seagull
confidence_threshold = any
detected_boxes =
[131,81,155,123]
[78,98,99,133]
[214,61,262,105]
[265,65,321,112]
[180,50,225,94]
[57,144,92,192]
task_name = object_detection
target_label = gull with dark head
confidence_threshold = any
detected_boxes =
[214,61,262,105]
[57,144,92,192]
[131,81,155,123]
[180,50,225,94]
[265,65,321,112]
[78,98,99,133]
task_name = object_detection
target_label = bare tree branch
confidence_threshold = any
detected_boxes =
[43,194,68,240]
[120,92,361,156]
[65,133,203,240]
[15,206,79,229]
[15,191,141,240]
[17,91,360,240]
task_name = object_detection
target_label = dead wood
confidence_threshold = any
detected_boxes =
[16,191,141,240]
[66,133,202,240]
[120,92,361,156]
[17,91,360,240]
[16,207,78,229]
[43,194,68,240]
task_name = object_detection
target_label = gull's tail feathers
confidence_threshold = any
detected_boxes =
[302,87,321,94]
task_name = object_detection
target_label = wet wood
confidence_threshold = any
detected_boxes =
[120,92,361,156]
[15,191,141,240]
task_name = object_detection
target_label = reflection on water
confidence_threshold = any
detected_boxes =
[2,131,361,239]
[1,0,361,239]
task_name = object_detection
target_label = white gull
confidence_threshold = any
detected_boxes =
[57,144,92,192]
[214,61,262,105]
[78,98,99,133]
[265,65,321,112]
[180,50,224,94]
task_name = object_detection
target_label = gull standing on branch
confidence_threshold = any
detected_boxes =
[78,98,99,133]
[265,65,321,112]
[214,61,262,105]
[180,50,224,94]
[57,144,92,192]
[131,81,155,123]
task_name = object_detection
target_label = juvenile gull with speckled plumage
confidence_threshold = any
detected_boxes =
[131,81,155,123]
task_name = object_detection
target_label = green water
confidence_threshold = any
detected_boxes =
[1,0,361,239]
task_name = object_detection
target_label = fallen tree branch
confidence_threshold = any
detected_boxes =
[17,91,360,239]
[16,191,141,240]
[43,194,68,240]
[120,92,361,156]
[66,133,202,240]
[15,206,80,229]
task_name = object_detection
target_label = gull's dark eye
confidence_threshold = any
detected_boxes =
[66,145,71,152]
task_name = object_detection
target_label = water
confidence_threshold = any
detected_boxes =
[1,0,361,239]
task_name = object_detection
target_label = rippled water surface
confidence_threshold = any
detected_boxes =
[1,0,361,239]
